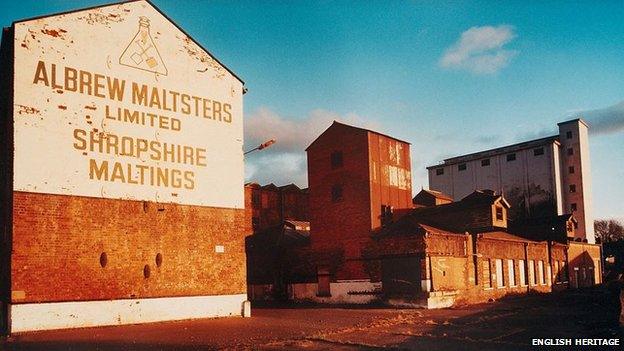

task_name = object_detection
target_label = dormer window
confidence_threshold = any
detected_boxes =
[495,206,504,221]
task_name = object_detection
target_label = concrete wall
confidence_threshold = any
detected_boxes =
[558,120,594,242]
[289,281,381,304]
[429,141,558,221]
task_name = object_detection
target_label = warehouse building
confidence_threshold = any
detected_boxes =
[247,121,602,307]
[0,0,247,333]
[427,119,594,243]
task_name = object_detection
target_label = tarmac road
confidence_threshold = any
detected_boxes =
[3,287,623,350]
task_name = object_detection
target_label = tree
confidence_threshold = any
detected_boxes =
[595,219,624,243]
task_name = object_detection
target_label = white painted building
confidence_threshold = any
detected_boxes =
[427,119,594,243]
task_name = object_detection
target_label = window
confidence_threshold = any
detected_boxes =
[554,261,560,283]
[436,168,444,176]
[571,203,577,212]
[566,131,573,139]
[561,261,568,281]
[381,205,394,226]
[533,147,544,156]
[569,184,576,193]
[495,206,504,221]
[481,159,490,167]
[506,153,516,162]
[483,259,492,289]
[495,259,505,288]
[458,163,467,171]
[538,260,545,285]
[331,151,343,169]
[567,148,574,156]
[508,260,516,287]
[519,260,527,286]
[569,166,575,174]
[529,260,535,285]
[331,184,343,202]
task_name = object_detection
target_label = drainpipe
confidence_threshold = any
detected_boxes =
[524,242,529,293]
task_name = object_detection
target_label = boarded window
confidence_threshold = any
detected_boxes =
[529,260,535,285]
[331,151,343,169]
[538,260,545,285]
[566,131,573,139]
[506,153,516,162]
[508,259,516,287]
[458,163,467,171]
[481,159,490,167]
[495,259,505,288]
[436,168,444,176]
[482,259,492,289]
[317,269,331,297]
[519,260,526,286]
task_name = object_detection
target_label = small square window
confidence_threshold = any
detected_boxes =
[331,151,343,169]
[569,166,575,174]
[331,184,343,202]
[506,153,516,162]
[567,148,574,156]
[458,163,467,171]
[436,168,444,176]
[566,131,573,139]
[571,203,577,212]
[569,184,576,193]
[481,159,490,167]
[533,147,544,156]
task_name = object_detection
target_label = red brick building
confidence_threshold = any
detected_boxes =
[290,121,413,302]
[244,183,309,234]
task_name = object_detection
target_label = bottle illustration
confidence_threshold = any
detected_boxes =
[119,17,168,75]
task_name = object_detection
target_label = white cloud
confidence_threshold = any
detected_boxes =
[440,25,518,74]
[244,108,381,187]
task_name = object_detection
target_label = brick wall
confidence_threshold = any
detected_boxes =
[11,192,247,303]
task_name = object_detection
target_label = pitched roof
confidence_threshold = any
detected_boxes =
[414,189,454,202]
[479,231,541,243]
[11,0,245,85]
[427,135,559,169]
[306,120,410,151]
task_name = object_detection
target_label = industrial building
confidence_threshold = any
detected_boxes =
[0,0,247,333]
[246,121,602,307]
[427,119,594,243]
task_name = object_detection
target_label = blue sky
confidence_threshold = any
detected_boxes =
[2,1,623,221]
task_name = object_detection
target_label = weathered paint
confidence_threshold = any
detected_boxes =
[10,294,247,332]
[12,0,244,208]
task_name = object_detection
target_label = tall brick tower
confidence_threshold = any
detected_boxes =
[557,119,594,243]
[306,121,412,296]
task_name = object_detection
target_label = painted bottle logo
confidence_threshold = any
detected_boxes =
[120,17,168,75]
